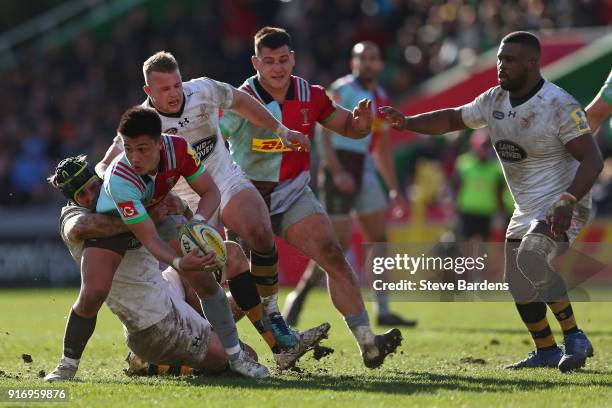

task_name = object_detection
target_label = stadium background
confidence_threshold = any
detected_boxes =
[0,0,611,287]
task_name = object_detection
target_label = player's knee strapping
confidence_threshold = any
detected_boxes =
[228,271,280,353]
[516,233,567,301]
[250,245,279,297]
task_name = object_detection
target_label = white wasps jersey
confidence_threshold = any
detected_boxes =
[461,80,592,239]
[59,205,172,332]
[142,77,235,204]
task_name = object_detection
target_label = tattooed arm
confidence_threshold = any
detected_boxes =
[63,211,129,244]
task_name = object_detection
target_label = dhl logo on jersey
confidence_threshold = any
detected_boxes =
[251,138,293,153]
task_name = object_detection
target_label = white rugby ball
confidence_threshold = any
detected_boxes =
[178,221,227,267]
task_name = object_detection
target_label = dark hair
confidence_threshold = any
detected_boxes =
[48,155,98,202]
[117,106,162,140]
[254,26,291,55]
[501,31,541,56]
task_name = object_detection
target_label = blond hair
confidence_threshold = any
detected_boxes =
[142,51,179,84]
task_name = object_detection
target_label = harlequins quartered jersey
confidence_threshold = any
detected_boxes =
[97,134,205,224]
[326,74,390,153]
[220,75,336,214]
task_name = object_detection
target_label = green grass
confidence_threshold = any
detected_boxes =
[0,288,611,407]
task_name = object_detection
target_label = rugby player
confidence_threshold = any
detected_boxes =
[380,31,602,372]
[283,41,416,328]
[585,68,612,132]
[46,155,267,379]
[97,51,318,352]
[45,107,270,380]
[220,27,402,369]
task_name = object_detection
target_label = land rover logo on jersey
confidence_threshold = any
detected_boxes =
[164,127,178,135]
[494,140,527,162]
[192,137,217,161]
[492,110,504,120]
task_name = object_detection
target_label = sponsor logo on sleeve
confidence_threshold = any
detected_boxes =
[570,108,590,134]
[118,201,138,218]
[494,140,527,162]
[164,127,178,135]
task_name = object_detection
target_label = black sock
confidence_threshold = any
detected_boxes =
[515,302,557,351]
[63,309,97,360]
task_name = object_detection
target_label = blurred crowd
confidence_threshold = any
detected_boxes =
[0,0,609,208]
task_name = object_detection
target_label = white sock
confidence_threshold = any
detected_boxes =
[226,345,243,361]
[61,355,80,367]
[351,326,379,359]
[261,293,280,315]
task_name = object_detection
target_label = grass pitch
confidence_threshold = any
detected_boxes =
[0,288,611,407]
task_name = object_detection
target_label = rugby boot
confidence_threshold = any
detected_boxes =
[124,351,149,376]
[558,330,594,373]
[377,312,418,327]
[229,349,270,378]
[504,346,562,369]
[44,357,78,382]
[363,328,403,369]
[264,312,298,349]
[274,322,330,370]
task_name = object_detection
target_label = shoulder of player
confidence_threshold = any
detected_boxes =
[329,75,354,91]
[184,76,231,92]
[108,157,147,194]
[470,85,504,107]
[541,81,581,108]
[291,75,329,101]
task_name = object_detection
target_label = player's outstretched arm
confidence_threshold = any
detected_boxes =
[322,98,373,139]
[185,170,221,223]
[64,212,129,243]
[586,94,612,132]
[230,87,310,151]
[379,106,467,135]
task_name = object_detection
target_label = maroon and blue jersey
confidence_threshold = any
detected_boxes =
[220,75,336,214]
[97,134,205,224]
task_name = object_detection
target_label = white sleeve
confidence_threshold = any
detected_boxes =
[461,88,495,129]
[556,99,591,145]
[195,77,234,109]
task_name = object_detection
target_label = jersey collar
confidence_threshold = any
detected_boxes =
[252,76,295,105]
[146,94,186,118]
[509,77,545,108]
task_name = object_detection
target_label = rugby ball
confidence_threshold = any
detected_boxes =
[178,221,227,267]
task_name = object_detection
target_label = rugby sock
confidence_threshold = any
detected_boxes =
[374,291,391,317]
[547,299,579,335]
[200,286,241,359]
[251,246,279,298]
[228,271,281,353]
[515,302,557,350]
[345,310,378,358]
[63,308,97,360]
